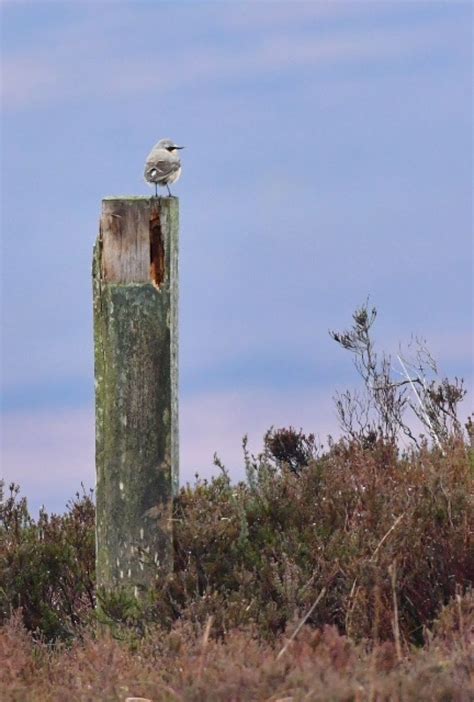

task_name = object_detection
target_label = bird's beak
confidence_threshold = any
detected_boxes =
[175,145,185,150]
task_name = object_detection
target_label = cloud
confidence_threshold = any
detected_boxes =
[181,386,338,481]
[1,386,338,513]
[1,407,95,514]
[218,1,350,29]
[0,56,59,109]
[5,375,469,514]
[1,4,465,110]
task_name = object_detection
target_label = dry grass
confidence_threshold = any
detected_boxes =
[1,597,472,701]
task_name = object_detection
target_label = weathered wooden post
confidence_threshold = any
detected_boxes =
[93,196,179,598]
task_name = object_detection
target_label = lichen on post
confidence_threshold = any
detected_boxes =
[93,196,179,598]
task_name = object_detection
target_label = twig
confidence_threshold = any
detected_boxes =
[370,513,405,562]
[298,568,318,597]
[456,589,467,654]
[345,578,360,637]
[276,588,326,660]
[201,614,213,648]
[388,561,403,662]
[197,615,213,679]
[373,379,422,390]
[397,354,444,453]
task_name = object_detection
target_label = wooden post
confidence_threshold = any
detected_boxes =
[93,196,179,598]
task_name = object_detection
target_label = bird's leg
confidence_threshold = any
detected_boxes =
[155,183,158,197]
[166,184,172,197]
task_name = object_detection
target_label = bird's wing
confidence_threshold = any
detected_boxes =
[144,152,180,182]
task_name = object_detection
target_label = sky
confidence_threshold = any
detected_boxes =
[1,0,472,515]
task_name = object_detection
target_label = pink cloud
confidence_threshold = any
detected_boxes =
[2,371,471,513]
[1,388,338,511]
[1,408,95,508]
[0,56,60,109]
[181,388,338,484]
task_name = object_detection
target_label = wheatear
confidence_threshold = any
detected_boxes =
[144,138,184,197]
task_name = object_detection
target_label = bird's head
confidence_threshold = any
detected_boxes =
[157,138,185,152]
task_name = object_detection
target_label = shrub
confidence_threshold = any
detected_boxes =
[0,482,95,640]
[157,436,472,645]
[330,302,469,447]
[1,438,472,650]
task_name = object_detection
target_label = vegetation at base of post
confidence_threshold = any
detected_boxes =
[1,305,472,700]
[0,484,95,641]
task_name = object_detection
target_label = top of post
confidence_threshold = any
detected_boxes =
[98,197,179,285]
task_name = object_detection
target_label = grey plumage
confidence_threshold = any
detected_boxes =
[144,138,184,197]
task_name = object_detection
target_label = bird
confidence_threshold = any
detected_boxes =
[144,138,184,197]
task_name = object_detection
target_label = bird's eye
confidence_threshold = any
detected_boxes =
[166,146,175,152]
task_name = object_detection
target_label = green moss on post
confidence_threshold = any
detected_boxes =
[93,197,179,598]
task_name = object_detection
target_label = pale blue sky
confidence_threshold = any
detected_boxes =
[1,1,472,513]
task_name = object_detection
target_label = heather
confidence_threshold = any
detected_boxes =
[1,434,473,700]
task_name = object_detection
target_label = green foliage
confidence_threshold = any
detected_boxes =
[0,482,95,640]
